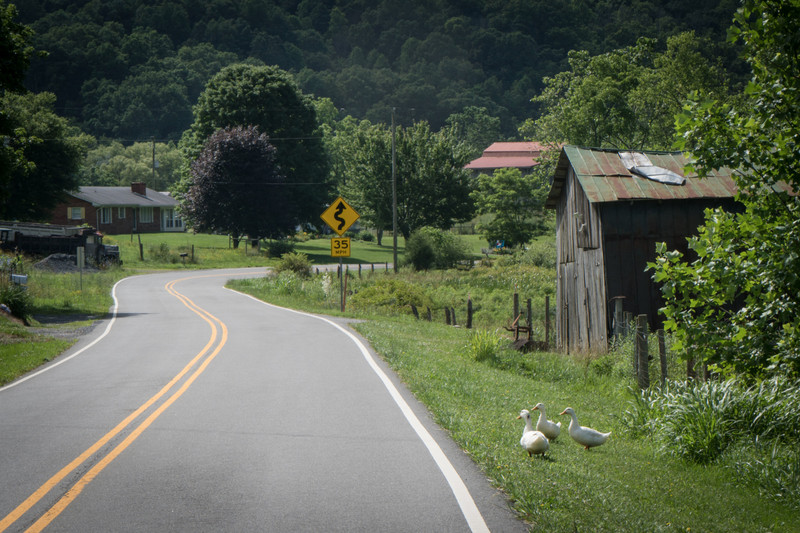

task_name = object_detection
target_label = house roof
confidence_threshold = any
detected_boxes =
[545,146,740,209]
[465,141,548,170]
[70,186,179,208]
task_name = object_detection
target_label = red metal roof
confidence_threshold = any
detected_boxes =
[545,146,741,208]
[465,142,549,170]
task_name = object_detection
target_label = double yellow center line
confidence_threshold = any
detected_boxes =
[1,275,228,532]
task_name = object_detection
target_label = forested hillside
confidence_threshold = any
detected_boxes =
[18,0,743,142]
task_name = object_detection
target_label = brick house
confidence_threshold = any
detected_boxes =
[51,182,184,234]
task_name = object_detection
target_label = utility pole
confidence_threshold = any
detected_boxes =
[392,107,398,273]
[151,136,156,190]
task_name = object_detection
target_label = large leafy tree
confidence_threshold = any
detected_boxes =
[329,117,393,244]
[394,121,475,238]
[183,126,293,244]
[0,91,89,220]
[1,0,36,205]
[651,0,800,379]
[179,63,331,225]
[329,118,474,241]
[525,32,731,150]
[471,166,551,248]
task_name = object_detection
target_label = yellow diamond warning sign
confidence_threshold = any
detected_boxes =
[320,197,359,236]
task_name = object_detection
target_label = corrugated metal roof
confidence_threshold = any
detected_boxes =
[545,146,739,208]
[72,187,179,207]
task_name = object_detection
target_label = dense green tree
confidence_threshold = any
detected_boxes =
[0,91,90,220]
[19,0,744,142]
[471,167,550,248]
[183,125,293,245]
[651,0,800,379]
[444,106,502,158]
[80,141,183,190]
[329,117,393,244]
[1,0,35,94]
[394,121,475,238]
[179,63,331,225]
[525,32,730,150]
[1,0,37,202]
[329,118,474,241]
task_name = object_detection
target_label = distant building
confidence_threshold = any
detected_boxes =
[51,182,184,234]
[465,142,549,174]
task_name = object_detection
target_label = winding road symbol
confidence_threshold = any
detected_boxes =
[320,196,360,236]
[333,201,347,232]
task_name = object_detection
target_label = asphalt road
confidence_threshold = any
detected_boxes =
[0,268,527,532]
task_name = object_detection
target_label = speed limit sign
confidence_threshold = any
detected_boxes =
[331,237,351,257]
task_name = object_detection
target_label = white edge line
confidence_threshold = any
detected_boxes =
[0,277,126,393]
[228,288,490,533]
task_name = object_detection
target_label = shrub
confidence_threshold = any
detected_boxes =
[266,239,295,258]
[149,242,174,263]
[349,279,430,313]
[404,227,468,271]
[274,252,312,278]
[0,282,32,320]
[467,329,501,363]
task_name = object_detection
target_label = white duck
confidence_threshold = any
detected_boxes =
[559,407,611,450]
[531,403,561,441]
[517,409,550,457]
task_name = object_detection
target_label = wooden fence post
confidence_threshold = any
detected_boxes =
[513,292,519,324]
[545,295,550,349]
[658,329,667,385]
[341,271,348,312]
[636,314,649,389]
[358,264,362,278]
[526,299,533,340]
[426,307,432,321]
[410,304,419,319]
[466,299,473,329]
[445,307,451,325]
[451,307,457,327]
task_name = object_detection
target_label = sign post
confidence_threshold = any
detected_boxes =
[320,197,360,311]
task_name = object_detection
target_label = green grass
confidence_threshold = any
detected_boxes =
[353,317,798,532]
[230,268,800,532]
[104,231,417,269]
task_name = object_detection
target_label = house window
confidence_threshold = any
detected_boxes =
[117,207,126,219]
[162,208,182,229]
[139,207,154,223]
[68,207,84,220]
[99,207,112,224]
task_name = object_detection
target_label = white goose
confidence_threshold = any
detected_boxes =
[532,403,561,441]
[517,409,550,457]
[559,407,611,450]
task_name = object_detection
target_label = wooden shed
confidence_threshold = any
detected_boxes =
[545,146,740,353]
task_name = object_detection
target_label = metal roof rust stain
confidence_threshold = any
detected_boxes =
[546,146,739,208]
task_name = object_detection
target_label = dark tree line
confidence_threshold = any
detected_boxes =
[17,0,745,143]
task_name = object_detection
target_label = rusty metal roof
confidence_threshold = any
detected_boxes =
[545,146,739,208]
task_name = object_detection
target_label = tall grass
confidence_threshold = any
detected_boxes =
[623,376,800,508]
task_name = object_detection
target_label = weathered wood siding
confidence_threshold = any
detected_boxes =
[600,198,740,333]
[555,167,608,353]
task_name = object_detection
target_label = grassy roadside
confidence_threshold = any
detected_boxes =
[230,268,800,532]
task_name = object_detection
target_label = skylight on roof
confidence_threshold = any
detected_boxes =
[618,152,686,186]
